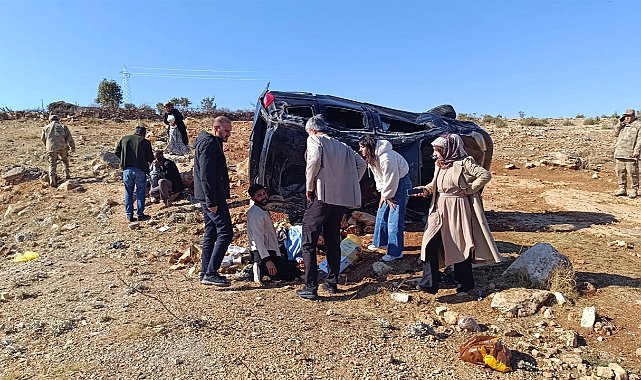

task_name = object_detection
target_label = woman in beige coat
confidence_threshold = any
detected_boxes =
[413,134,501,294]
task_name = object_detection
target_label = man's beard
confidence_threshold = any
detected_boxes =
[258,199,269,207]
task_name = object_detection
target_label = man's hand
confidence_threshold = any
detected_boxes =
[265,260,277,276]
[208,206,218,214]
[386,198,397,209]
[306,191,314,202]
[378,197,385,208]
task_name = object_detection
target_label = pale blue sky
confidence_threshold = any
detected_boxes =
[1,0,638,117]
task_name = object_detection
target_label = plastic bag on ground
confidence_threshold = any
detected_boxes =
[13,251,40,263]
[458,335,512,372]
[319,234,362,273]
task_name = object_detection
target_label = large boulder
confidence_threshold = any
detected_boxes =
[502,242,572,286]
[2,166,44,185]
[490,288,553,317]
[47,101,77,116]
[350,211,376,227]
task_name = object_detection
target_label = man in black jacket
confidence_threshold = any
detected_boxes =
[115,124,154,222]
[163,102,189,145]
[149,151,185,207]
[193,116,233,287]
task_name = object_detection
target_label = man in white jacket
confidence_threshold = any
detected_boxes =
[246,184,301,285]
[358,135,411,261]
[296,115,366,300]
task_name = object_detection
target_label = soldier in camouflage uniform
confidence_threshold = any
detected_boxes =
[613,108,641,199]
[41,115,75,187]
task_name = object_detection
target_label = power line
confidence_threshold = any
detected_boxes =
[129,72,264,81]
[128,66,258,73]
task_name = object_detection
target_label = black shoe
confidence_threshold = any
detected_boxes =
[415,285,438,294]
[201,273,231,287]
[137,214,151,222]
[127,216,135,223]
[456,286,474,294]
[322,283,338,295]
[296,287,318,300]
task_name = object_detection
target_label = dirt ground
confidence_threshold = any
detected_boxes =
[0,116,640,380]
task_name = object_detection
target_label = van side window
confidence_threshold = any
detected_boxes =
[286,106,314,118]
[324,107,366,130]
[378,115,424,133]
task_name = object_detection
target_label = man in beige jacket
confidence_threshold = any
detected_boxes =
[296,115,366,300]
[613,108,640,199]
[41,115,75,187]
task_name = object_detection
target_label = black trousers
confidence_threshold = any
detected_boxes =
[200,203,232,276]
[302,199,345,289]
[251,250,301,281]
[418,230,474,291]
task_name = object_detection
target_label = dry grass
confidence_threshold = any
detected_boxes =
[546,266,578,301]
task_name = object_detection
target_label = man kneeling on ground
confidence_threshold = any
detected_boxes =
[149,150,185,207]
[247,184,301,284]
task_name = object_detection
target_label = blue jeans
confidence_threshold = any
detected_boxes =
[201,203,233,275]
[372,175,411,257]
[123,167,148,218]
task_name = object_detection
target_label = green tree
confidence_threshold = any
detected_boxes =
[96,79,123,108]
[170,97,191,110]
[200,96,216,112]
[518,111,525,118]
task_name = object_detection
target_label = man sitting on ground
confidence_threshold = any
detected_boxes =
[149,150,184,207]
[246,184,301,284]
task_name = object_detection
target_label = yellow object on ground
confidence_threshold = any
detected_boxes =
[13,251,40,263]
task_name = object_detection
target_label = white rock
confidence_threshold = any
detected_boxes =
[502,242,573,285]
[457,316,481,332]
[597,366,614,379]
[490,288,553,317]
[553,292,567,305]
[57,180,78,191]
[127,222,140,230]
[435,306,448,316]
[580,306,596,328]
[543,308,554,319]
[592,172,600,179]
[608,363,628,380]
[565,331,579,348]
[390,292,409,303]
[636,347,641,357]
[443,311,458,325]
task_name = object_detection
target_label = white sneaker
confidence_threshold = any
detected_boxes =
[252,262,263,284]
[367,244,387,251]
[382,254,403,262]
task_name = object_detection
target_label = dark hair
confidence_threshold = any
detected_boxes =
[248,183,267,198]
[134,123,147,137]
[358,135,377,166]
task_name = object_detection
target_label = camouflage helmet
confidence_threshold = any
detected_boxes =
[49,115,60,122]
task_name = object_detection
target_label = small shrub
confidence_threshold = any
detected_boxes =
[583,117,598,125]
[547,267,578,301]
[521,117,548,127]
[576,114,585,118]
[562,119,573,126]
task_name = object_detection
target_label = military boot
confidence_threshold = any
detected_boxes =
[629,188,638,199]
[614,186,627,196]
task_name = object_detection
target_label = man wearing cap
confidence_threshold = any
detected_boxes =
[163,102,189,146]
[296,115,366,300]
[41,115,75,187]
[613,108,641,199]
[115,124,154,222]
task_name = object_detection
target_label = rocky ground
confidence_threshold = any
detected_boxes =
[0,116,640,380]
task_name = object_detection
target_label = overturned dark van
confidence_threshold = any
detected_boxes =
[249,88,493,217]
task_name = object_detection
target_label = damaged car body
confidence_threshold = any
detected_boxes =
[249,89,493,218]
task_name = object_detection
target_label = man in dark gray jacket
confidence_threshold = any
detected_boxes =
[115,124,154,222]
[193,116,233,286]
